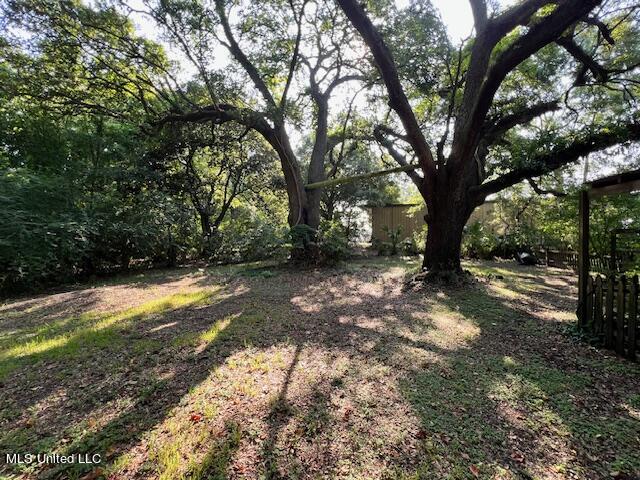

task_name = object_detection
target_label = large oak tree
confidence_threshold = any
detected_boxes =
[337,0,640,273]
[4,0,373,262]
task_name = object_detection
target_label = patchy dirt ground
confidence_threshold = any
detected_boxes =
[0,258,639,480]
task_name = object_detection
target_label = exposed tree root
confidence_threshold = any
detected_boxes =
[404,268,476,291]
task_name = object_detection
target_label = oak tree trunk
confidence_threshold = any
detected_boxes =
[200,214,223,259]
[421,165,475,275]
[422,210,468,273]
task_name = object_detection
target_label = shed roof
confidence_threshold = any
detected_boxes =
[586,168,640,197]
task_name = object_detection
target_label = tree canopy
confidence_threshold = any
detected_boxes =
[1,0,639,286]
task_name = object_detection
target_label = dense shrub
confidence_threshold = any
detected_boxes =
[375,226,403,256]
[217,207,288,263]
[288,220,351,264]
[317,220,351,262]
[400,225,426,256]
[461,222,498,260]
[0,171,196,293]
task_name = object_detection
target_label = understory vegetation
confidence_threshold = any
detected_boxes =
[461,188,640,266]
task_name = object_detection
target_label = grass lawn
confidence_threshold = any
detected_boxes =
[1,258,639,480]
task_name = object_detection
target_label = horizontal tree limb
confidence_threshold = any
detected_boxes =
[305,164,419,190]
[473,122,640,200]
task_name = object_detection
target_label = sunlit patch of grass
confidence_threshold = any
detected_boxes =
[171,312,236,349]
[463,262,521,279]
[151,437,183,480]
[503,355,518,368]
[187,422,241,480]
[149,414,241,480]
[200,315,234,344]
[348,256,421,272]
[487,282,522,299]
[550,311,578,322]
[107,451,135,477]
[0,289,218,379]
[234,377,259,397]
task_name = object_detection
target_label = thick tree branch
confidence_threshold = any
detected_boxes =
[584,15,615,45]
[335,0,436,180]
[155,104,273,137]
[373,126,425,193]
[527,178,567,197]
[281,0,307,109]
[556,36,609,84]
[468,0,487,30]
[491,0,554,38]
[473,122,640,200]
[325,74,366,96]
[482,100,560,143]
[452,0,602,163]
[214,0,278,112]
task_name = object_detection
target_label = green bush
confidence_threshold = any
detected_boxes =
[0,171,196,293]
[377,226,403,256]
[317,220,350,262]
[218,210,287,263]
[400,238,420,256]
[288,220,351,264]
[375,241,393,256]
[461,222,498,259]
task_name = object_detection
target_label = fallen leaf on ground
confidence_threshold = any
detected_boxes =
[79,468,104,480]
[511,451,525,463]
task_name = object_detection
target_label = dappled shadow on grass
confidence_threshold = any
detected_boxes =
[0,289,101,332]
[464,260,578,317]
[0,259,639,479]
[1,262,447,479]
[400,280,640,479]
[0,282,253,478]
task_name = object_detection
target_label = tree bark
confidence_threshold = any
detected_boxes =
[306,96,329,230]
[270,124,310,228]
[422,176,473,274]
[335,0,627,281]
[423,210,468,273]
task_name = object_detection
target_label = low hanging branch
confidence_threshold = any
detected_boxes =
[304,164,419,190]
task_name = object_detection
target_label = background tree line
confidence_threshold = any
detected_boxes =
[1,0,639,291]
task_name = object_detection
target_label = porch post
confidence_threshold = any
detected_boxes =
[578,189,590,327]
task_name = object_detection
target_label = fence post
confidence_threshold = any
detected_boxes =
[586,276,594,330]
[578,190,590,327]
[629,275,638,361]
[616,276,626,356]
[605,275,615,348]
[594,275,603,336]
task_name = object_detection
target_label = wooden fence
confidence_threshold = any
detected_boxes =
[581,274,638,360]
[537,248,639,273]
[539,249,579,270]
[537,249,594,270]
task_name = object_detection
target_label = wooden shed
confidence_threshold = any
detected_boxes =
[369,201,497,242]
[369,204,425,242]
